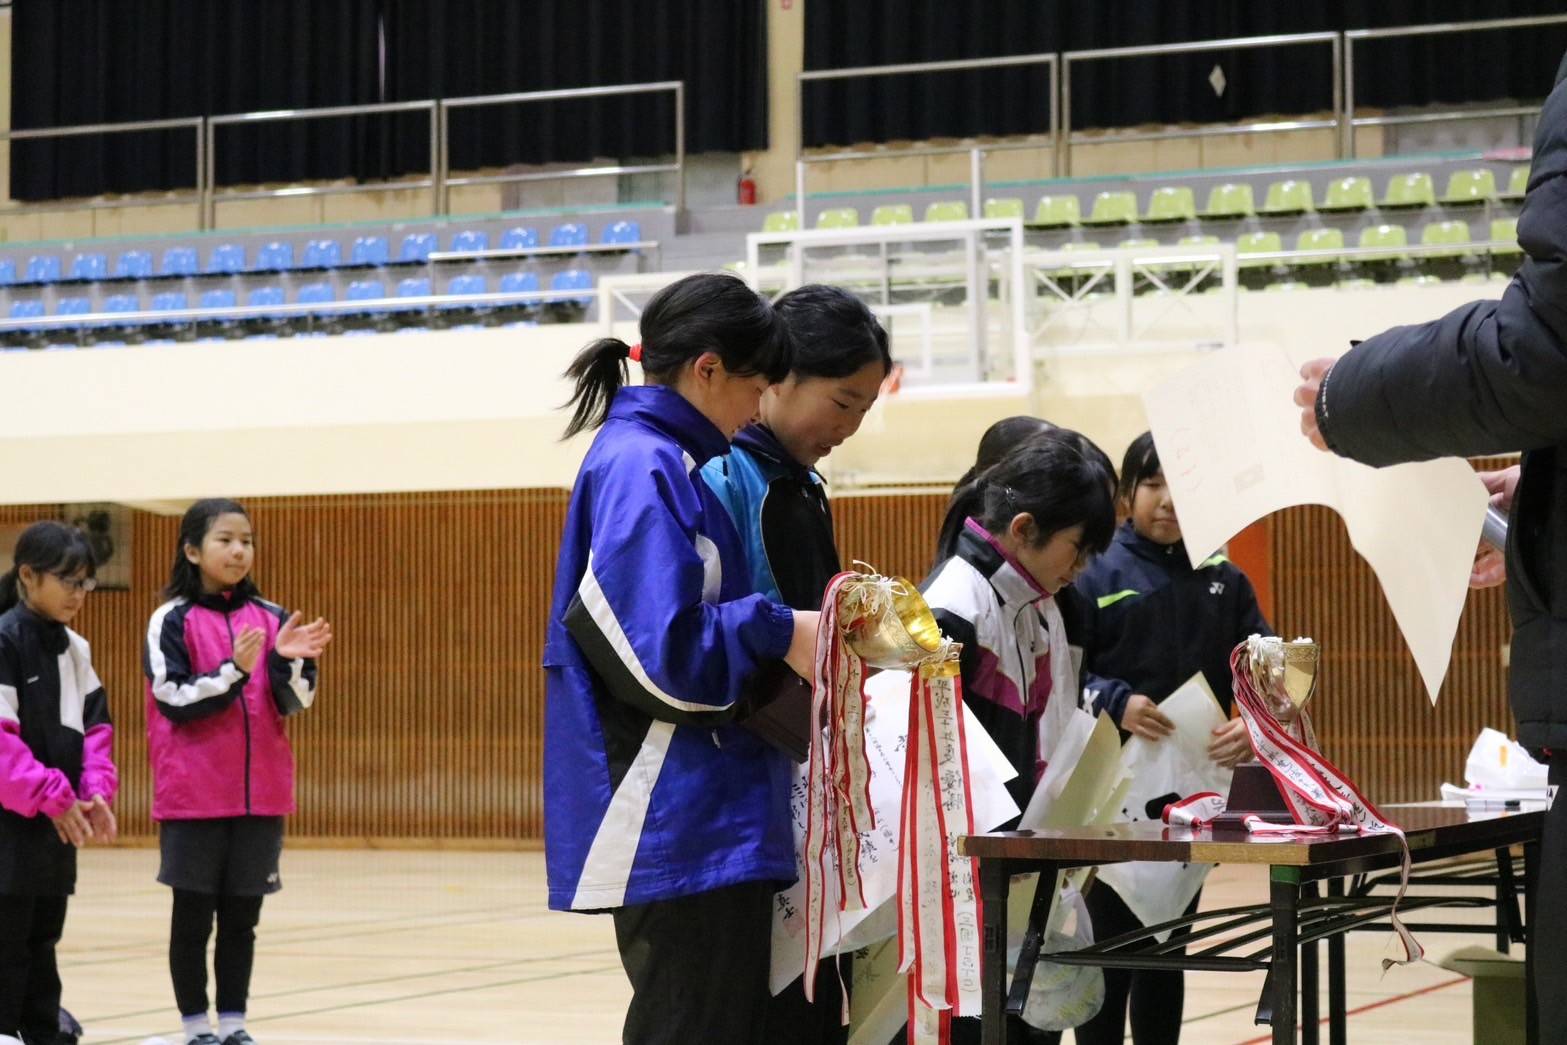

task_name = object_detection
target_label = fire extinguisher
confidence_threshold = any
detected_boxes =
[738,166,758,206]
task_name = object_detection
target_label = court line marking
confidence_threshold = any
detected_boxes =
[1232,975,1468,1045]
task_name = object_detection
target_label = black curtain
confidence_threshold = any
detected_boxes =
[802,0,1567,148]
[10,0,769,202]
[10,0,385,201]
[378,0,768,177]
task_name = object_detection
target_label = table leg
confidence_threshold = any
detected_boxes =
[1271,866,1300,1045]
[980,858,1010,1045]
[1301,881,1319,1045]
[1524,838,1539,1045]
[1326,877,1346,1045]
[1007,866,1058,1016]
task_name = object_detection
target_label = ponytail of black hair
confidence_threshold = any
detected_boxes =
[772,284,892,379]
[933,430,1117,570]
[0,520,97,614]
[560,272,793,439]
[163,498,261,603]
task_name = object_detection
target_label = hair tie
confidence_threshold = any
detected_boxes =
[627,342,643,363]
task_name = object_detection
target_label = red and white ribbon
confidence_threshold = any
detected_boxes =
[1227,639,1423,969]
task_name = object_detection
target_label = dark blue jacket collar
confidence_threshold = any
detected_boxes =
[733,423,821,484]
[7,602,67,655]
[1118,520,1190,570]
[609,385,730,468]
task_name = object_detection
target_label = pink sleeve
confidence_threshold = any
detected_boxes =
[0,719,77,819]
[77,723,118,804]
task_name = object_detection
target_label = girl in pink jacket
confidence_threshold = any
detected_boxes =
[0,521,117,1045]
[143,499,331,1045]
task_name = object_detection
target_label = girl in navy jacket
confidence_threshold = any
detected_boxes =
[544,273,821,1045]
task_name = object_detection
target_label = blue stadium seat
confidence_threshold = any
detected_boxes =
[160,247,198,277]
[446,275,488,296]
[296,282,335,304]
[101,294,139,313]
[201,289,240,309]
[243,287,282,309]
[150,292,188,312]
[449,230,490,253]
[601,221,642,245]
[501,227,539,250]
[9,300,44,319]
[549,269,594,306]
[549,223,588,249]
[500,271,540,294]
[302,240,341,269]
[399,233,437,262]
[347,280,386,301]
[55,297,93,316]
[206,243,247,275]
[256,241,296,271]
[114,250,154,279]
[26,255,62,283]
[351,236,390,267]
[0,259,15,286]
[396,277,432,297]
[69,254,108,281]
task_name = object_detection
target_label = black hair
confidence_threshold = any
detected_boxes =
[163,498,261,603]
[560,272,794,439]
[1118,430,1161,504]
[772,284,892,380]
[934,430,1116,569]
[0,521,97,614]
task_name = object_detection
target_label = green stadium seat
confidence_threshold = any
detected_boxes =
[1261,179,1314,215]
[1379,172,1435,209]
[870,204,914,226]
[923,201,970,223]
[1489,217,1522,256]
[1032,194,1081,227]
[815,207,860,229]
[1083,191,1137,225]
[1202,182,1255,219]
[1292,228,1345,268]
[982,198,1025,220]
[1502,166,1529,198]
[1357,223,1409,263]
[1143,186,1196,223]
[1439,169,1496,205]
[1419,220,1472,260]
[1237,231,1283,266]
[1319,176,1373,212]
[762,211,799,233]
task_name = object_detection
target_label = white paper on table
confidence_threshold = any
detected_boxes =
[1143,342,1488,703]
[768,668,1021,994]
[1464,727,1549,790]
[1096,673,1231,939]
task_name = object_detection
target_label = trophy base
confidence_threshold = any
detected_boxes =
[1212,761,1296,832]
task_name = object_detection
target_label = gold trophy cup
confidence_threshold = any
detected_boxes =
[1213,636,1320,831]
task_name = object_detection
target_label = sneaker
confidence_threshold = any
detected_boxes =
[222,1033,257,1045]
[190,1035,223,1045]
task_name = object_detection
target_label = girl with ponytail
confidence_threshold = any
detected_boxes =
[545,273,822,1044]
[0,521,117,1045]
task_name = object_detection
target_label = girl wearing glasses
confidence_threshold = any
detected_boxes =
[143,499,332,1045]
[0,521,118,1045]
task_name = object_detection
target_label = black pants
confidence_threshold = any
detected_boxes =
[1537,762,1567,1032]
[612,881,774,1045]
[765,956,849,1045]
[1074,882,1197,1045]
[169,889,264,1018]
[0,894,67,1042]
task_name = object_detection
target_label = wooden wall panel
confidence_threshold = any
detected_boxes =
[0,477,1514,842]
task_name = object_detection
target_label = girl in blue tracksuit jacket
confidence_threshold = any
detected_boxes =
[543,272,820,1045]
[1067,431,1271,1045]
[702,284,890,1045]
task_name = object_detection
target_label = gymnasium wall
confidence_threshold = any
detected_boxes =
[0,474,1513,845]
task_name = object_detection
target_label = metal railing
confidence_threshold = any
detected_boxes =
[3,81,687,230]
[1344,14,1567,157]
[0,117,205,215]
[1060,32,1342,177]
[794,54,1058,222]
[441,81,684,214]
